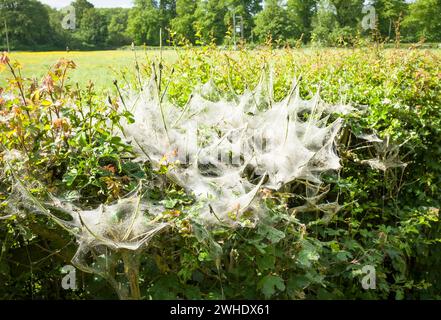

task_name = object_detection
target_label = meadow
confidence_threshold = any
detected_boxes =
[2,47,439,90]
[0,50,178,90]
[1,46,441,300]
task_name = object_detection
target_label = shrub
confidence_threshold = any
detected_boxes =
[0,46,440,299]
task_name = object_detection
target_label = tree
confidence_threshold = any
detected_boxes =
[128,0,161,45]
[173,0,261,45]
[287,0,317,42]
[331,0,364,29]
[311,0,364,46]
[311,0,339,45]
[368,0,408,39]
[0,0,54,49]
[158,0,177,43]
[403,0,441,42]
[193,0,229,44]
[46,5,72,48]
[105,10,131,47]
[79,8,108,46]
[253,0,298,44]
[171,0,198,42]
[222,0,263,43]
[191,0,262,45]
[71,0,94,29]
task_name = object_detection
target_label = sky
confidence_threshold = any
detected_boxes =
[39,0,134,8]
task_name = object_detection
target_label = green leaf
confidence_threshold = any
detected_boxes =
[0,261,10,277]
[336,251,352,262]
[41,100,52,107]
[259,224,285,244]
[259,275,285,299]
[256,254,275,271]
[287,275,310,293]
[297,241,320,268]
[63,168,78,187]
[162,198,178,209]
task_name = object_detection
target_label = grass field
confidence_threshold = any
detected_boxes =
[2,48,440,92]
[0,50,178,91]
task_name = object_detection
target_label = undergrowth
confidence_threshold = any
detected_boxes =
[0,45,440,299]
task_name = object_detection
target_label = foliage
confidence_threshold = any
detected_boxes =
[105,9,131,47]
[311,0,365,46]
[192,0,229,45]
[310,0,340,46]
[369,0,408,40]
[0,0,54,49]
[253,0,299,44]
[71,0,94,29]
[77,8,108,47]
[170,0,198,44]
[2,0,441,50]
[127,0,162,46]
[0,45,440,300]
[287,0,317,41]
[402,0,441,43]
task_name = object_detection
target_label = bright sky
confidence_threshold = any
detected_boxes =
[39,0,134,8]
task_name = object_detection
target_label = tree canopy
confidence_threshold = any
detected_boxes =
[1,0,441,50]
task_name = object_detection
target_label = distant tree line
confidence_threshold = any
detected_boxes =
[1,0,441,50]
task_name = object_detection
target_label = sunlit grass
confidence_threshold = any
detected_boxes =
[0,50,178,91]
[1,48,439,93]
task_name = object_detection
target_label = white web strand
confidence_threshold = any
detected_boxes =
[119,73,352,224]
[6,178,168,284]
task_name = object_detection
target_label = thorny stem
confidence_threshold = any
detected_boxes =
[132,44,143,91]
[60,65,69,98]
[121,250,141,300]
[113,80,128,110]
[152,63,170,143]
[160,67,174,103]
[6,60,29,116]
[87,83,94,145]
[159,28,163,94]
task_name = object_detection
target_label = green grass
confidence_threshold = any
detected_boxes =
[0,50,178,91]
[2,48,439,92]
